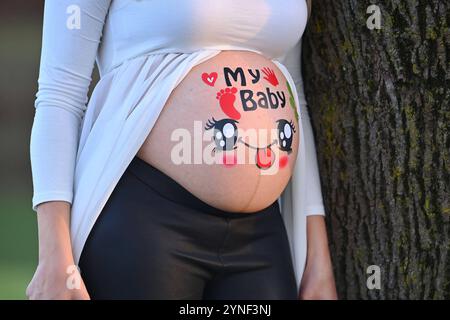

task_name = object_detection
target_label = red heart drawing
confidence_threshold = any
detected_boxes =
[201,72,218,87]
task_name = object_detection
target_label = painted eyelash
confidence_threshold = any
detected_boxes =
[205,117,239,130]
[204,117,217,130]
[290,120,296,133]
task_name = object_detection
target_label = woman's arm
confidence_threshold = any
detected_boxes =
[27,0,111,299]
[296,100,337,299]
[299,216,337,299]
[26,202,89,299]
[296,101,337,299]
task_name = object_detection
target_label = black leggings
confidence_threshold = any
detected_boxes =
[78,156,298,300]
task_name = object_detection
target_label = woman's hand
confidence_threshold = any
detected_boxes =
[299,215,337,300]
[26,254,90,300]
[26,201,90,300]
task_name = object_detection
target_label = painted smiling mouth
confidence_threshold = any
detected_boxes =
[238,137,278,169]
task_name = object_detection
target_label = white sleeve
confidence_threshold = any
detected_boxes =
[30,0,111,211]
[278,40,326,216]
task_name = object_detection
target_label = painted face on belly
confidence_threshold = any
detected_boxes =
[201,65,299,173]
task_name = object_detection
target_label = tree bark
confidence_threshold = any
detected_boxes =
[302,0,449,299]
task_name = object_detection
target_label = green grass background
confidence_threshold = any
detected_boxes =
[0,194,37,299]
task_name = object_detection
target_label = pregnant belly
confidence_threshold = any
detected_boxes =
[137,50,299,213]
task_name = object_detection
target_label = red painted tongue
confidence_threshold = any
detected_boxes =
[256,147,275,169]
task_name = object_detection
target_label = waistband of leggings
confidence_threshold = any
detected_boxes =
[126,155,277,219]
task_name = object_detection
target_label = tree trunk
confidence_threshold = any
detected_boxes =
[302,0,449,299]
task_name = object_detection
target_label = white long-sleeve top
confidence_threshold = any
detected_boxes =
[30,0,325,290]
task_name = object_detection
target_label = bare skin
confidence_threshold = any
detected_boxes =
[137,50,298,212]
[26,202,89,300]
[300,215,337,299]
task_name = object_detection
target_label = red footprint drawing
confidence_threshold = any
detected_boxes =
[261,67,279,87]
[216,87,241,120]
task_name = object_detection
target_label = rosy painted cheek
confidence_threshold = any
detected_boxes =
[222,153,237,168]
[279,155,289,169]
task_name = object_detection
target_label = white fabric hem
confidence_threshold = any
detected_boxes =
[32,191,73,212]
[305,205,326,216]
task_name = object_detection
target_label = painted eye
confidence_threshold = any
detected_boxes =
[223,123,235,139]
[205,117,239,151]
[284,123,292,139]
[276,119,296,153]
